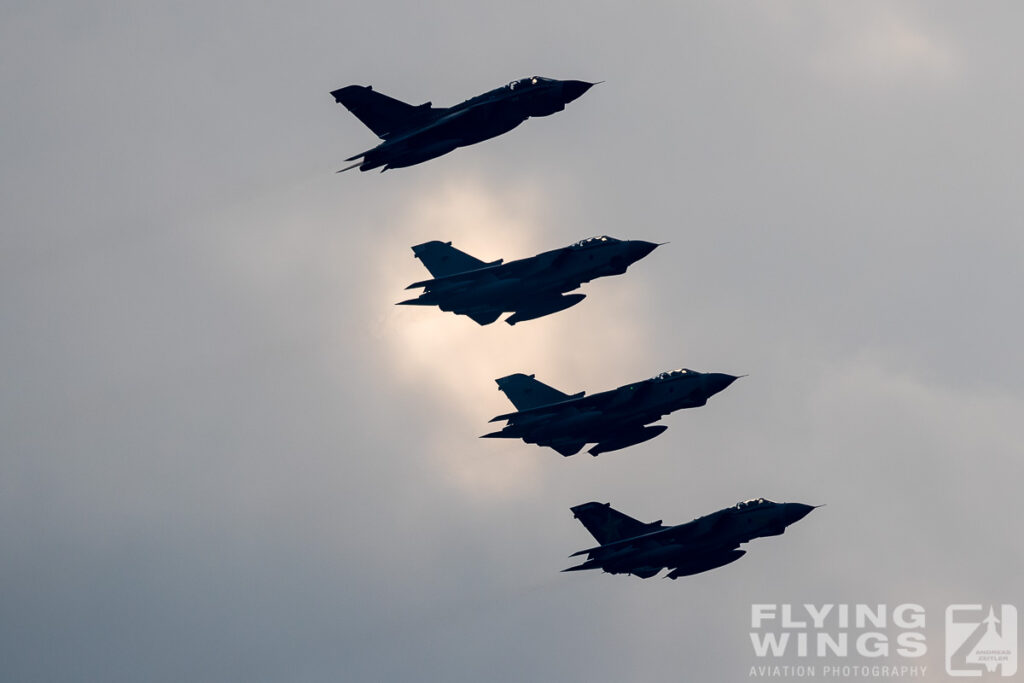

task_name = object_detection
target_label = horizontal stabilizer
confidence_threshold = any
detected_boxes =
[344,148,372,162]
[562,559,600,572]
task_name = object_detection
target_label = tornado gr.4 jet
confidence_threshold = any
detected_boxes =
[564,498,818,579]
[398,236,661,325]
[331,76,596,172]
[482,368,739,456]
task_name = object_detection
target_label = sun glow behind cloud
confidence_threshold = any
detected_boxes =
[187,173,654,501]
[372,177,654,499]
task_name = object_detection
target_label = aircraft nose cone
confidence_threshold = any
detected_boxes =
[706,373,739,395]
[782,503,816,525]
[629,240,660,260]
[562,80,595,103]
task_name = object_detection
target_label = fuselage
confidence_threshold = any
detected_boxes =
[500,369,738,442]
[348,77,594,171]
[570,500,816,579]
[410,237,658,313]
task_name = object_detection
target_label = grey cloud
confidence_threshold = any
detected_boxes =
[2,2,1022,681]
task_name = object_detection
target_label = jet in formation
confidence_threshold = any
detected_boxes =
[564,498,817,579]
[482,368,739,456]
[331,76,597,172]
[398,236,661,325]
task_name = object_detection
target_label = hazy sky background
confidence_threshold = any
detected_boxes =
[2,2,1022,681]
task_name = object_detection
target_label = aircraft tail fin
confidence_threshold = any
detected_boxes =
[570,502,661,545]
[495,373,575,411]
[331,85,436,140]
[411,241,489,278]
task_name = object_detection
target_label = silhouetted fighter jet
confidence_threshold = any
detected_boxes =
[564,498,817,579]
[483,369,739,456]
[398,236,660,325]
[331,76,596,172]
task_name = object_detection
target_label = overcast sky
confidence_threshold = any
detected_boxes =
[2,2,1022,681]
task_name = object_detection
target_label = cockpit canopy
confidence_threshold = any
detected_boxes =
[571,235,620,248]
[650,368,698,381]
[734,498,775,510]
[508,76,554,90]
